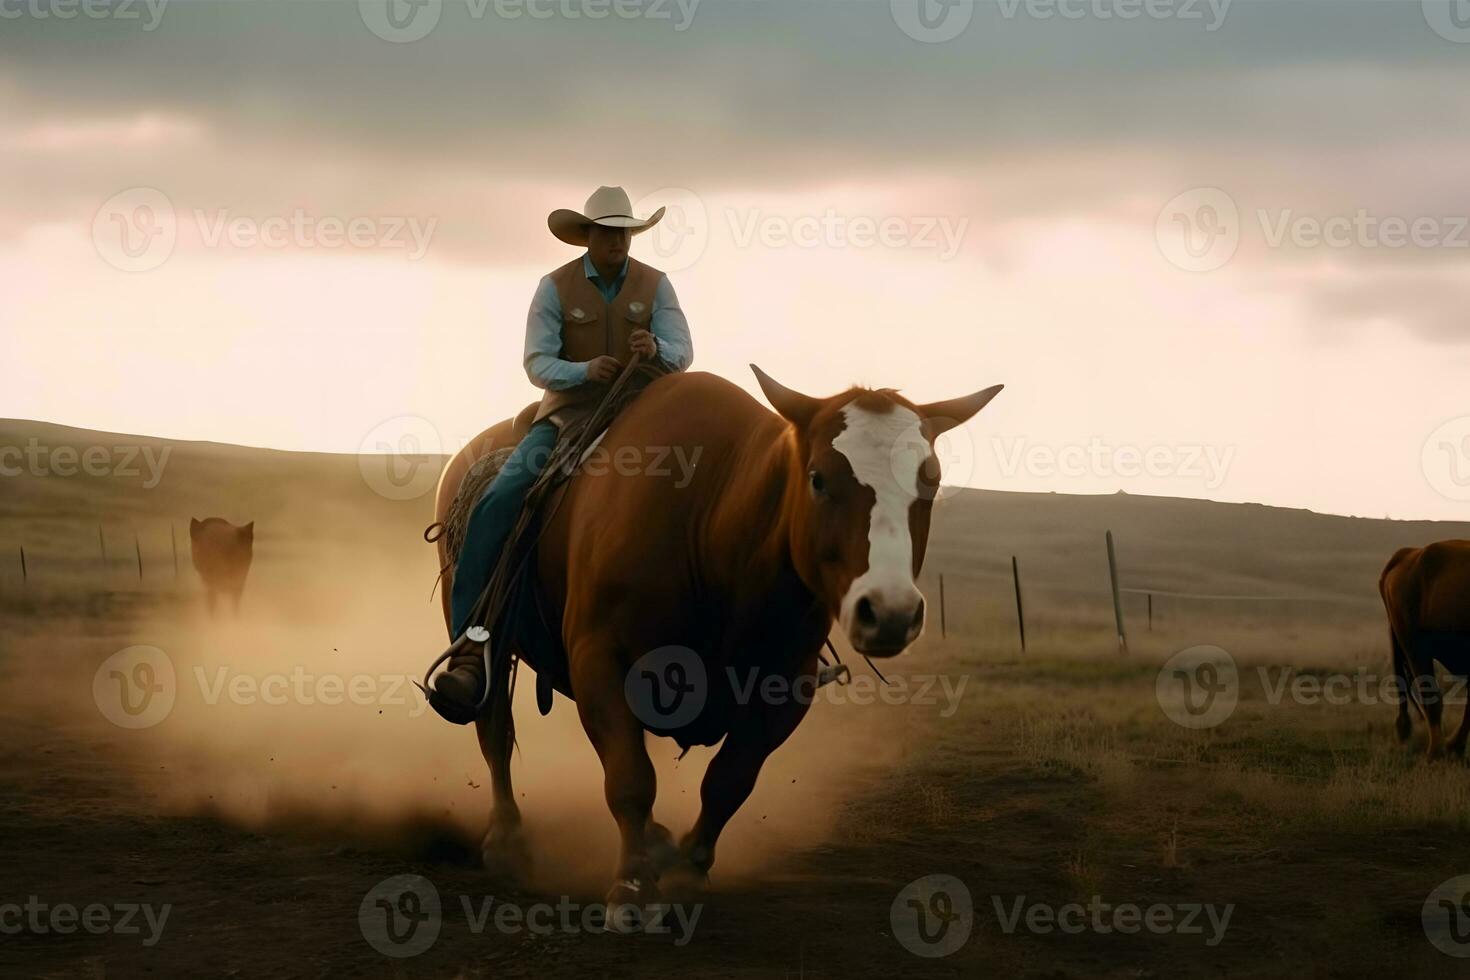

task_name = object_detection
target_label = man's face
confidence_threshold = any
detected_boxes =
[586,223,632,270]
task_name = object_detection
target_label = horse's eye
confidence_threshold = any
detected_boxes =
[808,469,826,495]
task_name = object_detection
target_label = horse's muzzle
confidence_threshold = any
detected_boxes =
[847,589,925,657]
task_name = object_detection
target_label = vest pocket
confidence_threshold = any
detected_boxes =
[560,307,602,362]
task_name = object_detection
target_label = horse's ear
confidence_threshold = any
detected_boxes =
[240,522,254,540]
[751,364,821,430]
[190,517,201,531]
[917,384,1004,438]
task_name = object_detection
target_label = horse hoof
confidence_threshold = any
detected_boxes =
[603,878,654,934]
[1394,715,1412,744]
[481,823,532,880]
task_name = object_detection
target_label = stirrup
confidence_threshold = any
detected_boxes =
[417,626,493,726]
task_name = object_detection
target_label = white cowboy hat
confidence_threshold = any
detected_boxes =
[547,186,665,247]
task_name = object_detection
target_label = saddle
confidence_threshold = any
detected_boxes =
[423,356,669,724]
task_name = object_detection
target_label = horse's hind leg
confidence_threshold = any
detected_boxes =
[475,686,530,879]
[1391,627,1414,744]
[1405,637,1446,761]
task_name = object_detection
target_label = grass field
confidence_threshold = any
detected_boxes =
[4,417,1470,977]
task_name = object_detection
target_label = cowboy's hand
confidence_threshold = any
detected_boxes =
[628,329,658,359]
[585,355,622,383]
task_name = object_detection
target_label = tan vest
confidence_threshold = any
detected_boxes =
[533,256,663,425]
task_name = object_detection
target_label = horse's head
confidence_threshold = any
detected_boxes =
[752,365,1002,657]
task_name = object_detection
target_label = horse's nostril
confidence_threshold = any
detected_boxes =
[856,596,877,627]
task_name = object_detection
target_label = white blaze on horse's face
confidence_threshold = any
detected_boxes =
[832,402,929,655]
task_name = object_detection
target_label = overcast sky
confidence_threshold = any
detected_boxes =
[3,0,1470,519]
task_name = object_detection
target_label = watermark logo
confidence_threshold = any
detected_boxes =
[891,0,975,43]
[634,187,709,273]
[93,187,176,273]
[993,894,1232,945]
[1423,875,1470,957]
[1423,416,1470,501]
[359,0,442,41]
[888,417,972,503]
[1423,0,1470,43]
[358,415,444,501]
[93,645,176,729]
[624,645,706,729]
[0,439,171,488]
[891,874,973,957]
[360,874,442,958]
[1156,645,1237,729]
[0,897,171,947]
[991,437,1234,490]
[1156,187,1239,273]
[0,0,170,30]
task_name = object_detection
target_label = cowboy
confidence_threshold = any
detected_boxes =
[431,186,694,713]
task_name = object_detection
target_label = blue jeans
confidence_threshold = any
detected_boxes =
[449,419,559,638]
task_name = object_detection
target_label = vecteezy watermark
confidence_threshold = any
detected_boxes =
[992,894,1233,946]
[93,646,176,730]
[92,189,438,272]
[1258,667,1465,709]
[1155,645,1238,729]
[634,186,708,273]
[996,0,1230,29]
[358,874,702,957]
[1423,0,1470,44]
[0,0,169,30]
[891,874,974,958]
[1423,416,1470,502]
[726,668,970,718]
[357,0,700,43]
[725,209,969,261]
[891,0,975,43]
[0,897,171,947]
[357,415,444,502]
[1424,875,1470,958]
[625,646,708,729]
[891,0,1230,43]
[1158,187,1470,272]
[1155,187,1239,273]
[0,439,171,488]
[193,666,430,717]
[360,875,442,958]
[991,437,1235,490]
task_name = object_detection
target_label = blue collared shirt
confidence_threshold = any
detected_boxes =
[523,254,694,390]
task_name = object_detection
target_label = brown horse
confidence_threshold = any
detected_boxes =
[190,517,254,616]
[430,367,1002,909]
[1380,540,1470,760]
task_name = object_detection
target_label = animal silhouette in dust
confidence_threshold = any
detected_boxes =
[189,517,254,616]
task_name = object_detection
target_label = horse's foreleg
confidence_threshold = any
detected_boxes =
[672,679,812,889]
[572,638,659,915]
[474,685,529,878]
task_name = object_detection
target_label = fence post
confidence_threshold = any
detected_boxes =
[98,524,107,570]
[1011,555,1026,654]
[1148,592,1153,632]
[938,574,947,639]
[135,533,143,581]
[171,524,179,579]
[18,545,27,584]
[1106,529,1129,656]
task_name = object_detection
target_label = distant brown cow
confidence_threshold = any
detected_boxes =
[190,517,254,616]
[1379,540,1470,760]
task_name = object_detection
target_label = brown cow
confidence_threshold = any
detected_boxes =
[190,517,254,616]
[430,367,1001,911]
[1380,540,1470,760]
